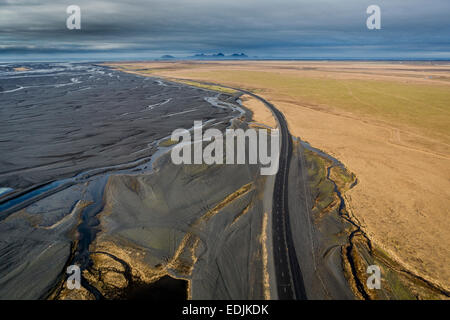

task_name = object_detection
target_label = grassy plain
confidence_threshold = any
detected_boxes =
[108,61,450,294]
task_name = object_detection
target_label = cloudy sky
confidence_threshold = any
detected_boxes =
[1,0,449,61]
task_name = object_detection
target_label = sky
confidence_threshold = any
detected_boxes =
[1,0,450,61]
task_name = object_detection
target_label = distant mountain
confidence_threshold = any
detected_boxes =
[193,53,224,57]
[230,53,248,58]
[160,55,175,59]
[191,52,248,59]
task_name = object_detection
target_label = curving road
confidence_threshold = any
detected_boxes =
[238,89,308,300]
[158,77,308,300]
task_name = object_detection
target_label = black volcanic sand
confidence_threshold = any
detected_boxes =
[0,63,244,300]
[76,138,267,300]
[0,63,368,301]
[0,63,237,192]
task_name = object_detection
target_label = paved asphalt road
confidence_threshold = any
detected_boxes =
[239,89,308,300]
[149,77,308,300]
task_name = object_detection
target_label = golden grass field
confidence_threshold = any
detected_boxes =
[108,61,450,293]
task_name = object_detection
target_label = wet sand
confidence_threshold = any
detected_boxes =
[0,63,248,299]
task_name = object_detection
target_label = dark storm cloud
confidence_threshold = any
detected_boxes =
[1,0,449,59]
